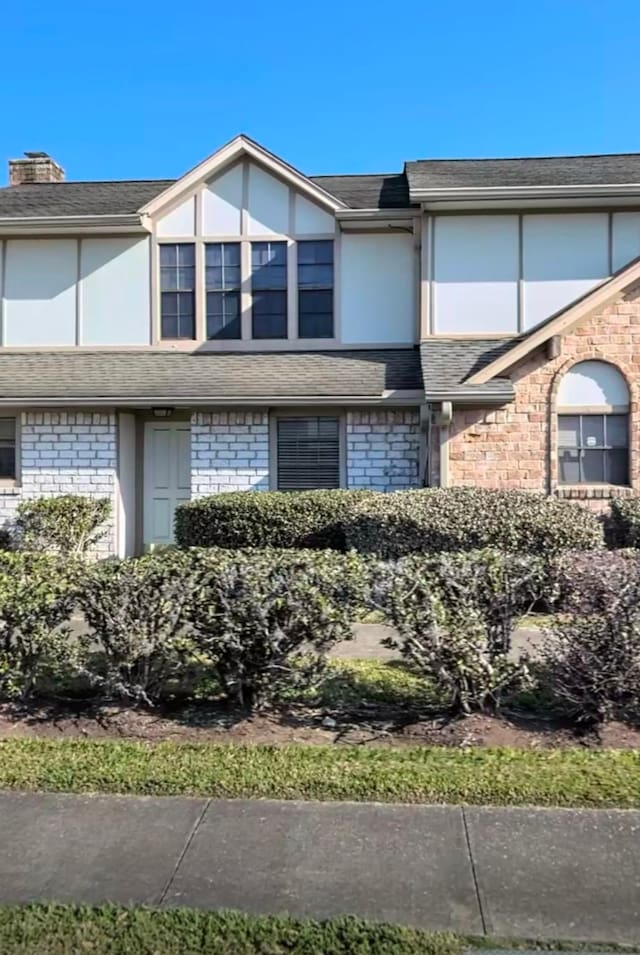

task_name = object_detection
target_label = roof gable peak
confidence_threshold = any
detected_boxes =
[138,134,347,218]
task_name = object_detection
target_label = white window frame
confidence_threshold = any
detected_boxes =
[269,410,346,491]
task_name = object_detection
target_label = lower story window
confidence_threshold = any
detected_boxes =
[0,418,16,480]
[276,416,341,490]
[558,413,629,485]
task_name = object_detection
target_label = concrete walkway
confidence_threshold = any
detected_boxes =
[1,792,639,943]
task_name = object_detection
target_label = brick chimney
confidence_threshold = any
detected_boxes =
[8,152,65,185]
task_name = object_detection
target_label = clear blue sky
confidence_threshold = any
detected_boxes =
[1,0,638,182]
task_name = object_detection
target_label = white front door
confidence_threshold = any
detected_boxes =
[143,421,191,547]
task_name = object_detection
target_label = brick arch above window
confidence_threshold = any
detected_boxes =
[549,351,637,411]
[557,360,629,410]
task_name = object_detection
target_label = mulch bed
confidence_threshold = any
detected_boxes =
[1,700,637,750]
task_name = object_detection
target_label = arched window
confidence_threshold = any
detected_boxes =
[557,360,629,486]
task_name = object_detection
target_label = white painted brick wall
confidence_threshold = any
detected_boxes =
[346,409,421,491]
[191,411,270,497]
[1,411,118,557]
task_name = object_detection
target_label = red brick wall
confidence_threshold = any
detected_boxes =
[446,282,640,504]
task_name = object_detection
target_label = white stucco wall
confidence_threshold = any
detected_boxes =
[429,210,640,335]
[340,233,416,344]
[156,197,196,236]
[203,163,243,234]
[246,164,289,235]
[522,213,609,329]
[4,239,77,345]
[80,237,151,345]
[433,215,519,334]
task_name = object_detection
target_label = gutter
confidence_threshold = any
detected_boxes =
[0,390,424,409]
[335,209,419,221]
[0,214,148,236]
[410,183,640,204]
[424,389,513,404]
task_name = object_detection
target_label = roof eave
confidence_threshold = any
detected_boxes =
[0,390,424,408]
[0,214,148,236]
[410,183,640,205]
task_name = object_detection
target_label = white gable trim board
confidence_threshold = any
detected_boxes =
[140,134,346,220]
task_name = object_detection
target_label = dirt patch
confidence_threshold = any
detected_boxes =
[0,701,638,750]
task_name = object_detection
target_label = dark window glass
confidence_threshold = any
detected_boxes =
[205,243,241,339]
[160,244,195,339]
[298,240,334,339]
[252,290,287,339]
[558,413,629,485]
[0,419,16,480]
[251,242,287,339]
[277,416,340,490]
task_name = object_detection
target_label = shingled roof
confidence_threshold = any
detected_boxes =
[0,173,412,218]
[3,149,640,219]
[0,348,422,401]
[419,339,515,400]
[406,152,640,192]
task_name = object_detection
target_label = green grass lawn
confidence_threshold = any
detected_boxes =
[1,737,639,807]
[0,904,626,955]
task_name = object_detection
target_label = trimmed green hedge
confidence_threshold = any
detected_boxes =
[608,497,640,548]
[175,489,373,550]
[346,487,604,558]
[176,487,604,557]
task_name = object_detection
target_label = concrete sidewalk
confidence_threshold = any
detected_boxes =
[1,792,638,944]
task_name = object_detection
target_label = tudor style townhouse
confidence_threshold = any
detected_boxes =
[1,137,640,555]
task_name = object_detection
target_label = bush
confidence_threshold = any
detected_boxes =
[78,552,197,704]
[175,490,374,551]
[346,487,603,558]
[553,548,640,613]
[541,556,640,727]
[608,497,640,548]
[0,553,81,699]
[186,548,368,710]
[372,549,545,714]
[16,495,111,558]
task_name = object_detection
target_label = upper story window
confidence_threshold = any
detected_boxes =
[251,241,288,340]
[158,237,334,343]
[298,240,334,339]
[557,360,629,486]
[205,243,241,340]
[160,244,195,340]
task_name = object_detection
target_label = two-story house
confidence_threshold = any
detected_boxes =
[1,136,640,555]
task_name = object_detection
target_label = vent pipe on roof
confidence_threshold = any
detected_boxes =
[8,152,65,185]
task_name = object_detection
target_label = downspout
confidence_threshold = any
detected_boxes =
[419,403,432,487]
[438,401,453,488]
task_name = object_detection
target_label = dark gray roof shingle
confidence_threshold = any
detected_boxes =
[0,173,412,218]
[311,174,411,209]
[406,153,640,191]
[419,339,515,399]
[0,180,175,217]
[3,151,639,219]
[0,349,422,400]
